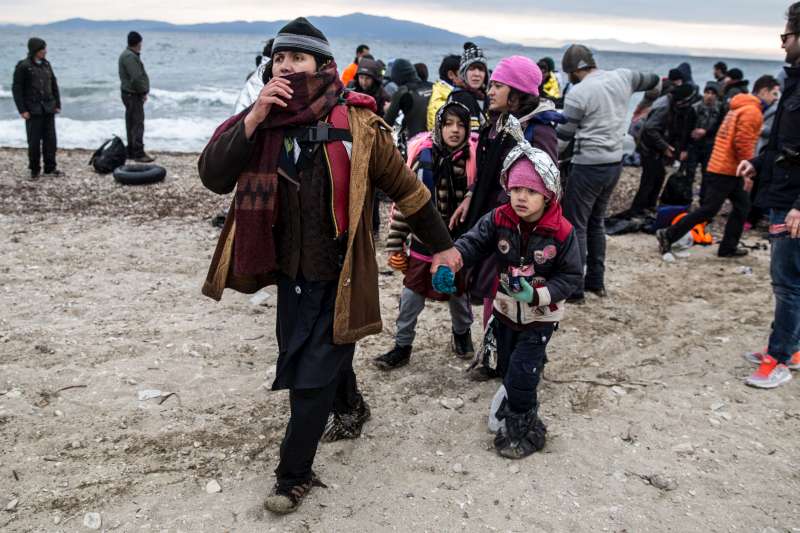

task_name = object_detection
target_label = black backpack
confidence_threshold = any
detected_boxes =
[659,167,694,206]
[89,136,127,174]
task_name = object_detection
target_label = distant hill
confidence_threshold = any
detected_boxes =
[1,13,501,47]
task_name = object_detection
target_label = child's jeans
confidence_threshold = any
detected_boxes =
[494,320,556,412]
[395,287,473,347]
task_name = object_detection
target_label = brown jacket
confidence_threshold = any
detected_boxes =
[198,106,452,344]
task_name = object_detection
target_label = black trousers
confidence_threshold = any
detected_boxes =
[495,321,556,413]
[121,91,145,158]
[25,113,57,173]
[664,172,750,255]
[275,353,361,490]
[629,152,665,215]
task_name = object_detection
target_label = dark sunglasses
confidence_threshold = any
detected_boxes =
[781,31,798,44]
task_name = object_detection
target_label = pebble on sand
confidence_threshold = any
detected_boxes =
[206,479,222,494]
[83,512,102,530]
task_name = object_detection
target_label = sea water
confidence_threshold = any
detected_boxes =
[0,28,785,152]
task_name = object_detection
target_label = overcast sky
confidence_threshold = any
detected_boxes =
[0,0,791,56]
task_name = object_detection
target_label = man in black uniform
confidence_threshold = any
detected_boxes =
[12,37,61,179]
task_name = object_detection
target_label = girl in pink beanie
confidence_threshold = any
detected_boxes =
[448,55,565,335]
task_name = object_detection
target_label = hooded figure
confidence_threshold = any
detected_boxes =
[378,101,479,370]
[198,16,455,515]
[384,58,433,142]
[351,57,390,117]
[12,36,61,177]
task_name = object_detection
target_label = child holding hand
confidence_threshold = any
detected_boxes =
[449,116,582,458]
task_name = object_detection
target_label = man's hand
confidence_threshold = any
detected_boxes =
[743,177,753,193]
[690,128,706,141]
[787,208,800,239]
[430,247,463,274]
[20,112,30,120]
[664,145,676,159]
[449,196,471,230]
[736,160,757,179]
[244,77,293,138]
[679,151,688,162]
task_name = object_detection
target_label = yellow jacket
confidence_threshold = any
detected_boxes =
[542,73,560,100]
[426,80,454,131]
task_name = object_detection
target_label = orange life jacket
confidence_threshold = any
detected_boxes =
[671,213,713,245]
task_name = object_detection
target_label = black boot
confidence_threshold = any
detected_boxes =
[321,397,371,443]
[494,405,547,459]
[373,344,411,370]
[451,329,475,360]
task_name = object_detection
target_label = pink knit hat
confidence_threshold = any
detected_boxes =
[490,56,542,97]
[507,158,553,201]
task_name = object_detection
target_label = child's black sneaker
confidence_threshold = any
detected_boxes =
[374,345,411,370]
[264,474,326,514]
[494,406,547,459]
[321,397,371,442]
[451,329,475,360]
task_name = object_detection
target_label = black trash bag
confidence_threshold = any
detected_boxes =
[89,136,127,174]
[659,168,693,206]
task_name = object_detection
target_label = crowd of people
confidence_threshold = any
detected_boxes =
[11,31,156,178]
[9,3,800,517]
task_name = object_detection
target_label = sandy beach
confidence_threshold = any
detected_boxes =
[1,147,797,532]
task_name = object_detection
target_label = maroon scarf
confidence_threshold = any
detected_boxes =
[229,62,343,275]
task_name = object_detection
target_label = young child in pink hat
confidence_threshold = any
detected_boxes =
[449,120,581,458]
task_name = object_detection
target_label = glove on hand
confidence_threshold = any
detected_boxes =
[501,278,537,304]
[432,266,456,294]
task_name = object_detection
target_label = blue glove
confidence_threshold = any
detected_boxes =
[501,278,535,304]
[432,266,456,294]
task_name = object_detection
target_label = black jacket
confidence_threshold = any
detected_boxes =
[455,202,582,325]
[640,96,697,156]
[752,65,800,212]
[384,59,433,138]
[12,57,60,115]
[692,100,724,143]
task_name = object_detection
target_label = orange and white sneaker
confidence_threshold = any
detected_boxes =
[745,354,792,389]
[743,348,800,370]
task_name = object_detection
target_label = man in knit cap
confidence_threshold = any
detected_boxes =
[556,44,660,303]
[12,37,62,179]
[198,16,460,514]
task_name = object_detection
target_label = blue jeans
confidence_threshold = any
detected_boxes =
[768,209,800,364]
[562,163,623,297]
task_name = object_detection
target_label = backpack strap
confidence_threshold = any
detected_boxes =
[322,104,352,238]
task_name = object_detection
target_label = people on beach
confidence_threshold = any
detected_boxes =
[119,31,155,162]
[657,91,763,257]
[448,42,489,131]
[630,83,698,216]
[450,119,581,458]
[747,75,783,228]
[375,101,478,371]
[384,58,434,145]
[686,81,724,197]
[427,54,463,130]
[341,43,370,86]
[350,57,390,117]
[556,44,660,303]
[537,56,562,104]
[197,17,460,514]
[722,68,750,107]
[12,37,62,179]
[737,2,800,388]
[713,61,728,83]
[450,56,563,360]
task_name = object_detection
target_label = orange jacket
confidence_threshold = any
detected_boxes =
[341,62,358,86]
[706,93,763,177]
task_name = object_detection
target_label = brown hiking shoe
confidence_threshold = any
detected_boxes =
[264,474,326,514]
[134,152,156,163]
